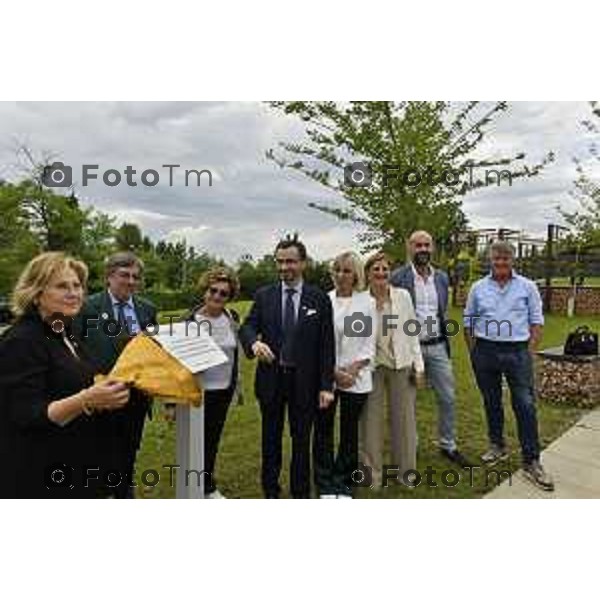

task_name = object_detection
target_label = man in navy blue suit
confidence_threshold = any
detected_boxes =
[240,235,335,498]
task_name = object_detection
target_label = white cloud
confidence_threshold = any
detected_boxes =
[0,101,595,261]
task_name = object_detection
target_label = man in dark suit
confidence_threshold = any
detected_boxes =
[76,251,157,498]
[239,236,335,499]
[390,230,471,467]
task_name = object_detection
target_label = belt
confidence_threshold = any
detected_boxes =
[475,338,528,349]
[420,337,445,347]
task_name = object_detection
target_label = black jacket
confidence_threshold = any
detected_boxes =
[75,291,158,373]
[239,282,335,405]
[74,291,158,464]
[0,312,113,498]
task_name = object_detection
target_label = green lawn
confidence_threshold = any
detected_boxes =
[135,304,599,499]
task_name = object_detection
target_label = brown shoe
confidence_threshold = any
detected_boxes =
[480,445,509,465]
[523,461,555,492]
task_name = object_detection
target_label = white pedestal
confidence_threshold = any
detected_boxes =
[175,404,205,499]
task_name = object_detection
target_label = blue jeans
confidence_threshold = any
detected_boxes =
[471,340,540,463]
[421,342,456,452]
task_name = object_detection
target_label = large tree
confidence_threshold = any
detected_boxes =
[559,101,600,248]
[268,101,554,260]
[80,210,118,291]
[115,222,144,251]
[15,179,87,253]
[0,178,117,293]
[0,181,39,295]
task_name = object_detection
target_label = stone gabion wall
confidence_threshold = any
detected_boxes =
[540,286,600,316]
[452,285,600,315]
[535,355,600,408]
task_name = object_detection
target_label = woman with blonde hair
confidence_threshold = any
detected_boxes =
[360,251,425,489]
[0,252,130,498]
[187,266,242,499]
[313,251,377,498]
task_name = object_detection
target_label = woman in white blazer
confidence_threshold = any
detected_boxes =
[313,252,377,499]
[359,251,425,489]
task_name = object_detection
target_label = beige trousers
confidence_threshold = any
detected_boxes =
[359,365,417,487]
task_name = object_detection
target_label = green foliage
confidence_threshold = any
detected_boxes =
[144,290,198,312]
[0,181,39,295]
[14,180,87,252]
[0,178,227,296]
[235,253,332,299]
[559,101,600,249]
[304,257,332,290]
[268,101,554,260]
[236,254,277,298]
[147,241,223,291]
[136,304,593,498]
[115,222,143,251]
[79,211,118,291]
[0,179,119,293]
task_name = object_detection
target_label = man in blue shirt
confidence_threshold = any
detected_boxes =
[464,241,553,491]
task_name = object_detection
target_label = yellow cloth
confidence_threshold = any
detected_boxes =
[95,334,203,407]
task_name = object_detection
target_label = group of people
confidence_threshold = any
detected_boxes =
[0,229,554,499]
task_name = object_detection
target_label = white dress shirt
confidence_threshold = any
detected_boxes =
[412,264,439,341]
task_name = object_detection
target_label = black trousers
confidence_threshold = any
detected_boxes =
[204,387,235,495]
[313,390,368,496]
[259,369,316,499]
[113,394,150,499]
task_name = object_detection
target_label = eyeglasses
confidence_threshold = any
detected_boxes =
[115,271,142,282]
[208,286,230,299]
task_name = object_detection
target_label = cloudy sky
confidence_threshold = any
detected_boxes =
[0,101,596,262]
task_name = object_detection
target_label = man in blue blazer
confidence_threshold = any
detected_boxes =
[240,236,335,498]
[390,231,470,467]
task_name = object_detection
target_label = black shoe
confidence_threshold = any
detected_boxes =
[441,448,474,468]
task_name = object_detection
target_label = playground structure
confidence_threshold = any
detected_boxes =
[445,226,547,306]
[445,225,600,314]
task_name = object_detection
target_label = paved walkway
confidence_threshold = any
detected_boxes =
[486,407,600,499]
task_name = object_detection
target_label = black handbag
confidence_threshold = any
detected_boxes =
[564,325,599,356]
